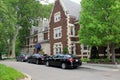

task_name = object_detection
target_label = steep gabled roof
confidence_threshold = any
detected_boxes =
[60,0,81,20]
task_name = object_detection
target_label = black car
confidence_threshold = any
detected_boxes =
[27,54,49,64]
[16,53,29,62]
[45,54,82,69]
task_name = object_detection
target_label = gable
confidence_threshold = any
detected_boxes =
[49,0,67,25]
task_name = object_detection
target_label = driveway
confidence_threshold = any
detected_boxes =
[0,60,120,80]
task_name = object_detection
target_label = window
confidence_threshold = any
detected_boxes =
[83,45,88,50]
[71,44,75,54]
[54,27,62,39]
[70,26,75,36]
[54,43,62,54]
[54,12,61,22]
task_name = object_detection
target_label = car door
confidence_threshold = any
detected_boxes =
[51,54,59,66]
[55,55,64,67]
[31,54,36,63]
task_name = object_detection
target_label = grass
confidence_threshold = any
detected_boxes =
[0,64,25,80]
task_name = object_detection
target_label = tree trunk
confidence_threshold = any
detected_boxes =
[0,53,2,60]
[7,44,12,58]
[11,26,19,58]
[111,43,116,64]
[106,44,110,60]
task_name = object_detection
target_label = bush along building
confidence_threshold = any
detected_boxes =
[49,0,90,58]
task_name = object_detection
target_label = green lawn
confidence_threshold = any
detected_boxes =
[0,64,25,80]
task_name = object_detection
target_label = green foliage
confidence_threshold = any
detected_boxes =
[89,59,112,63]
[81,58,90,62]
[15,40,21,56]
[63,47,69,54]
[41,3,53,18]
[0,0,16,56]
[0,64,24,80]
[79,0,120,47]
[116,59,120,63]
[17,0,53,47]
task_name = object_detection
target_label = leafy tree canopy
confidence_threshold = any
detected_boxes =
[79,0,120,47]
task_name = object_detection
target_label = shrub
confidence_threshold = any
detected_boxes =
[88,59,111,63]
[81,58,90,62]
[63,47,68,54]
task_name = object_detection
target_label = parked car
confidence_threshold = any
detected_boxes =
[45,54,82,69]
[16,53,29,62]
[27,54,49,64]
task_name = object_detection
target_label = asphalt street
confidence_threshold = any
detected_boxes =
[0,60,120,80]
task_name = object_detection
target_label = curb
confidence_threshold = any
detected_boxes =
[20,73,32,80]
[83,62,120,69]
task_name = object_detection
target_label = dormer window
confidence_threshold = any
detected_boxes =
[54,12,61,22]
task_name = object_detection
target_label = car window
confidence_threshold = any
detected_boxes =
[64,55,72,58]
[52,55,58,58]
[64,54,76,58]
[34,54,41,57]
[52,54,64,58]
[58,55,64,58]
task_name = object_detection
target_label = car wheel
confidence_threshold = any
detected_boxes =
[27,60,30,63]
[36,60,39,64]
[46,61,49,66]
[61,63,66,69]
[21,59,24,62]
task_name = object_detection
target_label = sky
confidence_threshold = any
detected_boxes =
[40,0,81,4]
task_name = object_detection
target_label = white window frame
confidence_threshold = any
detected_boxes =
[81,44,89,52]
[54,12,61,22]
[54,26,62,39]
[69,24,75,36]
[53,43,63,54]
[70,26,75,36]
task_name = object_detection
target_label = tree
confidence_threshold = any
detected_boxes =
[0,0,16,58]
[0,0,53,58]
[78,0,120,63]
[18,0,53,48]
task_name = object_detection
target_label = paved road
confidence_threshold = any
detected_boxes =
[0,60,120,80]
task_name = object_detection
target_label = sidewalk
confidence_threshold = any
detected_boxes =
[82,62,120,71]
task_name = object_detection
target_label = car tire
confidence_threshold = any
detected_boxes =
[61,63,66,69]
[21,59,24,62]
[46,61,49,66]
[36,60,39,64]
[27,60,30,63]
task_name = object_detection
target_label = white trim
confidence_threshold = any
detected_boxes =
[53,42,63,54]
[80,44,90,59]
[70,25,75,36]
[53,26,62,39]
[59,0,68,16]
[54,11,61,22]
